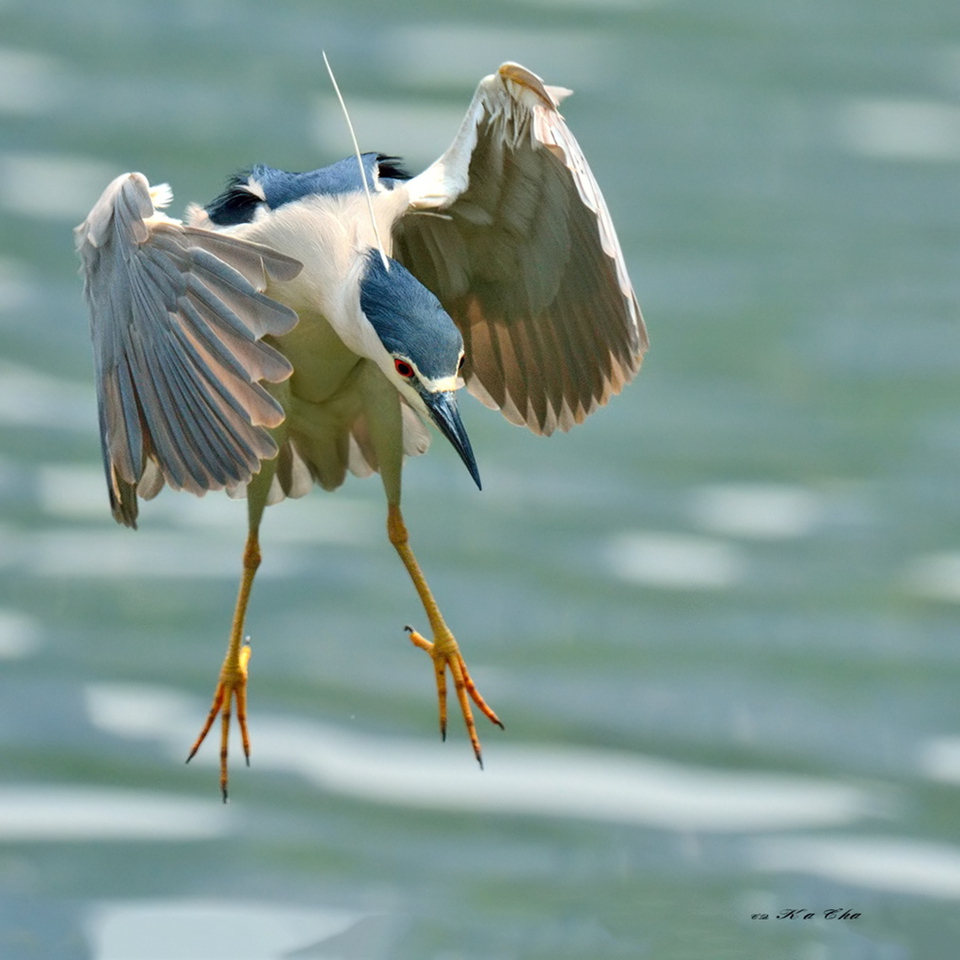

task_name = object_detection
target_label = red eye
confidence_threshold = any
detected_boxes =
[394,358,414,378]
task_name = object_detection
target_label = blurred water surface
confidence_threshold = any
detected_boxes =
[1,1,960,957]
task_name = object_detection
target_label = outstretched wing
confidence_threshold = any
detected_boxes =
[395,62,648,436]
[75,172,303,527]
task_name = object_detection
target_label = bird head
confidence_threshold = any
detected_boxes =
[359,251,480,490]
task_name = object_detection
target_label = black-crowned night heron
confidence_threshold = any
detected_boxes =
[75,62,648,799]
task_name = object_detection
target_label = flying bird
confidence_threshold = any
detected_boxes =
[75,62,648,799]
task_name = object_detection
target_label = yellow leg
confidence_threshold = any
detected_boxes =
[186,528,260,801]
[387,502,503,767]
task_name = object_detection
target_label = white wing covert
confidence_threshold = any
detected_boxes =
[75,172,303,526]
[397,63,648,436]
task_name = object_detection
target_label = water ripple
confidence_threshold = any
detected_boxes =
[85,899,364,960]
[0,786,232,841]
[86,682,879,833]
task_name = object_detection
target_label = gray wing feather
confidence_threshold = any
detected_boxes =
[75,172,302,526]
[397,63,648,436]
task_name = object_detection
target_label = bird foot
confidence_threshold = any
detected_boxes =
[186,640,251,802]
[405,626,503,768]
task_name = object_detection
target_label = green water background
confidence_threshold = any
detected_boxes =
[1,1,960,956]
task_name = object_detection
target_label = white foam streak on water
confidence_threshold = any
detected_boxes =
[918,736,960,782]
[86,682,877,834]
[0,48,64,115]
[0,257,35,312]
[85,899,364,960]
[750,835,960,900]
[0,152,120,220]
[0,786,231,841]
[0,362,94,430]
[902,552,960,602]
[380,25,607,90]
[0,608,41,659]
[688,484,825,539]
[836,98,960,161]
[606,532,746,589]
[0,526,309,579]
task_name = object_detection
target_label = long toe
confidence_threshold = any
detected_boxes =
[407,627,503,766]
[187,642,252,801]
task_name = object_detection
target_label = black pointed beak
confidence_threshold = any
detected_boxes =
[424,390,481,490]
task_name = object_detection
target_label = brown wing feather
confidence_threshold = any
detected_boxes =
[396,63,647,436]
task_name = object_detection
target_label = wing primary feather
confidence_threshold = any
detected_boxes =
[97,395,137,527]
[186,246,299,340]
[517,306,566,433]
[161,342,256,475]
[182,227,302,293]
[171,306,285,430]
[148,333,247,491]
[175,298,272,400]
[161,352,266,492]
[463,302,507,410]
[103,356,144,484]
[491,322,528,427]
[504,317,541,428]
[161,345,268,482]
[169,338,280,463]
[125,332,190,490]
[178,289,278,386]
[183,276,293,383]
[145,339,222,490]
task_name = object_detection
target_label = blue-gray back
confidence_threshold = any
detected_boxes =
[206,154,409,226]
